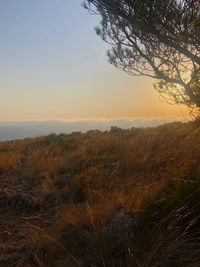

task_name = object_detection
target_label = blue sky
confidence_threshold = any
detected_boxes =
[0,0,187,121]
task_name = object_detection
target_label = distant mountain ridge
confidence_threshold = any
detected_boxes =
[0,119,181,141]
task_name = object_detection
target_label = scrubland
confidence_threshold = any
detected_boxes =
[0,121,200,266]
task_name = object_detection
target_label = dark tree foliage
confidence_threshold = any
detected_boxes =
[83,0,200,115]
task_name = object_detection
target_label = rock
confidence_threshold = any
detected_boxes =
[0,190,6,195]
[60,190,70,202]
[57,211,136,266]
[108,211,136,234]
[43,194,58,207]
[0,190,39,211]
[0,195,9,207]
[9,194,38,210]
[105,210,136,254]
[0,191,9,207]
[83,211,136,252]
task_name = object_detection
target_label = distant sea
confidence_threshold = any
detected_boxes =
[0,119,182,141]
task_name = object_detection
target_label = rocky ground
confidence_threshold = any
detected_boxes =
[0,171,136,267]
[0,172,55,266]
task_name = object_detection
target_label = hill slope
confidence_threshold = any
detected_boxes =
[0,121,199,266]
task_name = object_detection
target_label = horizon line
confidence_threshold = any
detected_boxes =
[0,117,186,124]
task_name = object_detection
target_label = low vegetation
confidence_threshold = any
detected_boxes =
[0,121,200,266]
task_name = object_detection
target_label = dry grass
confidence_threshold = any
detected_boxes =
[0,121,200,266]
[0,151,22,174]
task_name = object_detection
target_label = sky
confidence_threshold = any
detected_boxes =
[0,0,188,122]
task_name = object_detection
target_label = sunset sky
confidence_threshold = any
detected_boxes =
[0,0,188,122]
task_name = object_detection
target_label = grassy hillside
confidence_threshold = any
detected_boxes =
[0,121,200,266]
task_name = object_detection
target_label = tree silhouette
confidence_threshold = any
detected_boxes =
[83,0,200,116]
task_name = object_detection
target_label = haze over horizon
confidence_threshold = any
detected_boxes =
[0,118,185,141]
[0,0,188,125]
